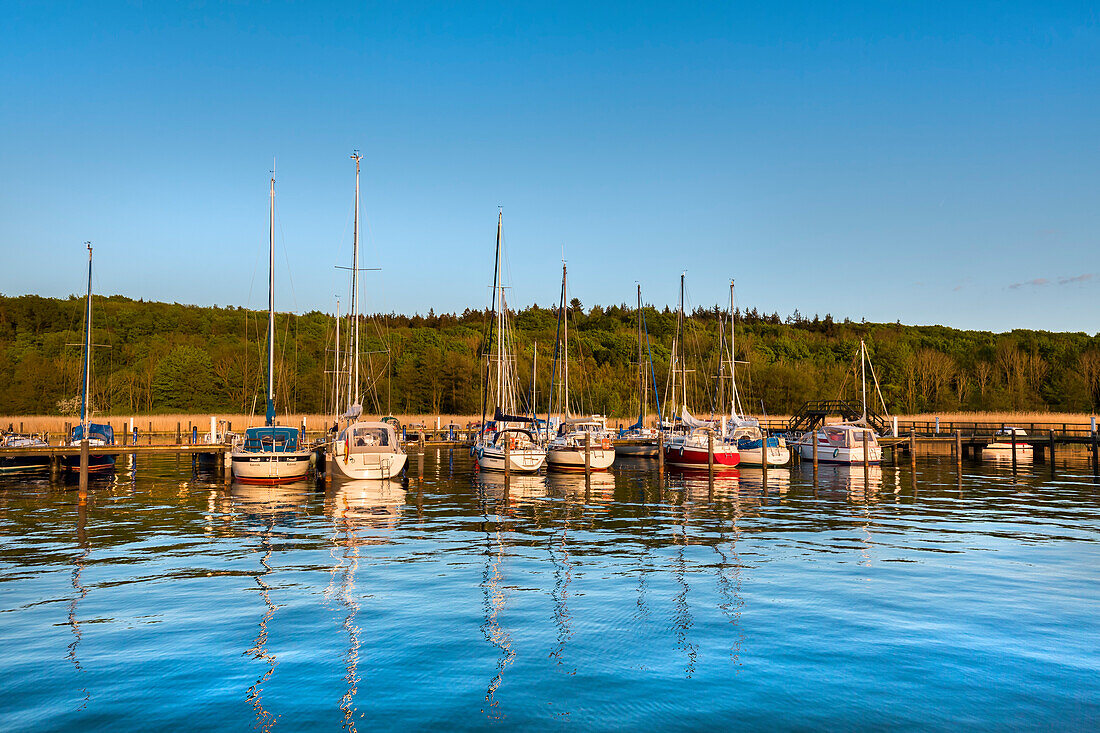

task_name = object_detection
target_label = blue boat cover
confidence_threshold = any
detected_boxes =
[72,423,114,443]
[243,426,301,452]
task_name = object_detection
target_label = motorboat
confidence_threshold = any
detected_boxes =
[0,433,50,474]
[795,424,882,464]
[985,427,1033,454]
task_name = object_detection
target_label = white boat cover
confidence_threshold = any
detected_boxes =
[680,407,717,429]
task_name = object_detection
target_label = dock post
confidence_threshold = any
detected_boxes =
[176,422,181,445]
[504,436,511,480]
[657,433,664,473]
[812,430,819,474]
[1011,430,1018,474]
[79,439,89,491]
[584,432,591,479]
[761,436,769,486]
[419,430,425,452]
[50,454,58,480]
[148,421,152,445]
[122,429,128,447]
[1086,422,1095,473]
[909,430,916,471]
[1049,429,1056,475]
[708,432,714,480]
[955,430,962,469]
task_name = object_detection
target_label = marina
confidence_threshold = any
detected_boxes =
[1,446,1098,730]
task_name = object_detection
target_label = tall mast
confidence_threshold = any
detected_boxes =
[351,150,362,409]
[480,209,502,429]
[679,272,686,412]
[730,279,736,418]
[860,339,867,419]
[266,166,276,427]
[637,284,644,426]
[80,242,93,429]
[562,262,569,418]
[334,297,341,418]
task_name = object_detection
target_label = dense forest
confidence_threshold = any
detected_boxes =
[1,293,1099,418]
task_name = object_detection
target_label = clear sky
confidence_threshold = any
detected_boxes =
[1,1,1097,333]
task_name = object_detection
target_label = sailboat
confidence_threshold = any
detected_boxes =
[663,273,740,471]
[327,151,407,480]
[794,339,883,464]
[721,280,790,466]
[471,210,546,474]
[615,284,662,457]
[230,169,312,484]
[545,263,615,471]
[61,243,116,475]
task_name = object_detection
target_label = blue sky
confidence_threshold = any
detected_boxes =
[1,1,1097,332]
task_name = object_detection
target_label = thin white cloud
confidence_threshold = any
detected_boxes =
[1008,273,1095,289]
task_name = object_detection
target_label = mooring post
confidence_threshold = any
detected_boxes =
[176,422,181,445]
[657,432,665,473]
[584,432,591,478]
[909,430,916,470]
[1049,429,1056,475]
[148,421,153,445]
[955,430,962,469]
[79,438,89,491]
[761,435,769,486]
[50,454,58,480]
[1092,424,1099,475]
[708,432,715,480]
[122,429,128,447]
[504,435,511,480]
[812,430,819,473]
[1011,430,1018,474]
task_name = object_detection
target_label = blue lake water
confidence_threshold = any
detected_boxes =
[1,449,1098,731]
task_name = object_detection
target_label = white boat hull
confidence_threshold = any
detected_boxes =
[231,450,312,483]
[546,446,616,471]
[796,443,881,464]
[474,443,546,473]
[736,444,791,466]
[327,450,407,480]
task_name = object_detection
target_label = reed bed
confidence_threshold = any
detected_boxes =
[2,411,1096,435]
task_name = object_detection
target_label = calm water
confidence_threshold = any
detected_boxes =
[1,449,1098,731]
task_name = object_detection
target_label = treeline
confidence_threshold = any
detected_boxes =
[1,293,1099,418]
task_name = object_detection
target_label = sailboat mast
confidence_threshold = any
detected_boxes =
[562,263,569,418]
[334,297,341,418]
[730,279,736,417]
[860,339,867,419]
[81,242,93,429]
[266,168,276,427]
[637,284,644,426]
[479,210,502,429]
[351,150,361,408]
[679,272,686,412]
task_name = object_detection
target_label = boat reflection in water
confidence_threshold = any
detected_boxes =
[228,481,311,733]
[473,471,549,509]
[544,470,616,506]
[813,464,885,502]
[734,467,791,495]
[322,479,407,732]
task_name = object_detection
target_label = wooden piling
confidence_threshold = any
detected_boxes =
[909,430,916,470]
[955,430,962,468]
[657,433,665,473]
[176,422,181,445]
[1092,428,1099,475]
[78,439,89,491]
[812,430,819,473]
[1011,430,1018,474]
[148,421,152,445]
[1048,429,1056,474]
[761,435,769,486]
[708,432,714,480]
[584,432,591,478]
[504,436,511,479]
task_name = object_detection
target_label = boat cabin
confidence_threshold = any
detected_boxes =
[338,423,399,454]
[242,426,301,453]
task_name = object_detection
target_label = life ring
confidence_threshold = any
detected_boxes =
[601,438,611,450]
[508,436,516,450]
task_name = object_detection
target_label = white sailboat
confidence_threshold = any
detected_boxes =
[794,339,883,465]
[231,168,312,484]
[327,151,407,480]
[721,280,790,466]
[615,284,661,457]
[545,263,615,471]
[471,210,546,474]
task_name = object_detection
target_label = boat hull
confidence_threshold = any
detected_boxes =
[796,443,882,464]
[663,444,741,470]
[735,443,791,467]
[614,439,660,457]
[546,446,615,471]
[327,450,408,480]
[474,443,546,473]
[231,451,312,484]
[61,454,116,473]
